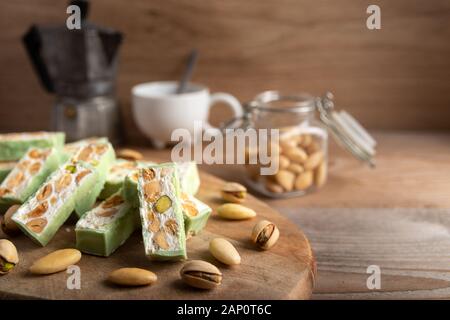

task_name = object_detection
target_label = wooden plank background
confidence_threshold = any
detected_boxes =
[1,0,450,144]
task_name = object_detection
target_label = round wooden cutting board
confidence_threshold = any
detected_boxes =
[0,170,315,300]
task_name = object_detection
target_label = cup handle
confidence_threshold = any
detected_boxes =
[205,93,243,133]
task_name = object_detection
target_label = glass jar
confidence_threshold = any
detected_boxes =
[245,91,328,198]
[223,91,376,198]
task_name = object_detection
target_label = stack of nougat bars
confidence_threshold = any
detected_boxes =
[0,132,211,260]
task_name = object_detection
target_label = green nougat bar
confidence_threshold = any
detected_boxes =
[180,192,211,238]
[123,171,140,207]
[70,141,116,217]
[177,161,200,196]
[0,148,60,205]
[121,161,157,207]
[62,137,109,162]
[0,132,64,161]
[99,160,156,200]
[123,161,195,207]
[0,161,16,183]
[11,161,99,246]
[137,163,187,261]
[75,191,139,257]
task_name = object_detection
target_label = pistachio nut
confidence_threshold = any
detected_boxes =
[1,205,21,236]
[274,170,295,192]
[265,180,284,194]
[300,134,312,148]
[209,238,241,266]
[29,248,81,275]
[108,268,157,286]
[279,138,297,150]
[0,239,19,275]
[221,182,247,203]
[278,155,290,170]
[306,141,320,155]
[116,148,143,161]
[251,220,280,250]
[294,171,313,191]
[154,195,172,213]
[283,146,308,164]
[314,161,327,188]
[286,163,304,175]
[180,260,222,289]
[217,203,256,220]
[303,151,324,171]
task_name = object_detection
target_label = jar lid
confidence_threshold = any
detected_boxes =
[316,92,376,167]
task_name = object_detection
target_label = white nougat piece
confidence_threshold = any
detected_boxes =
[137,163,186,261]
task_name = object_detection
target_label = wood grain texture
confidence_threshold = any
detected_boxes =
[0,170,315,300]
[147,131,449,299]
[287,208,450,299]
[1,1,450,144]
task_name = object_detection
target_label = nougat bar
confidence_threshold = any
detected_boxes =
[0,148,60,205]
[70,141,115,216]
[123,161,197,207]
[180,192,211,238]
[0,132,64,161]
[137,163,187,261]
[99,159,155,200]
[0,161,16,183]
[12,161,100,246]
[62,137,108,161]
[177,161,200,196]
[75,191,139,257]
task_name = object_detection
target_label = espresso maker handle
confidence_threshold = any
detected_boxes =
[22,25,54,93]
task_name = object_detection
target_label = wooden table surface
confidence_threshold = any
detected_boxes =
[139,131,450,299]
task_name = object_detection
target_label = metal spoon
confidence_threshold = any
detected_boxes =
[176,49,199,94]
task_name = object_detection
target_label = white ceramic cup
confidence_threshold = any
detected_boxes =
[132,81,243,148]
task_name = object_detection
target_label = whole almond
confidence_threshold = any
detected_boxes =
[265,180,284,194]
[217,203,256,220]
[251,220,280,250]
[286,163,304,175]
[278,155,290,169]
[180,260,222,289]
[209,238,241,265]
[294,171,313,191]
[29,249,81,275]
[300,134,312,148]
[275,170,295,192]
[116,148,143,161]
[304,151,324,171]
[283,147,308,164]
[108,268,157,286]
[306,141,320,154]
[279,138,297,150]
[315,161,327,187]
[1,205,21,236]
